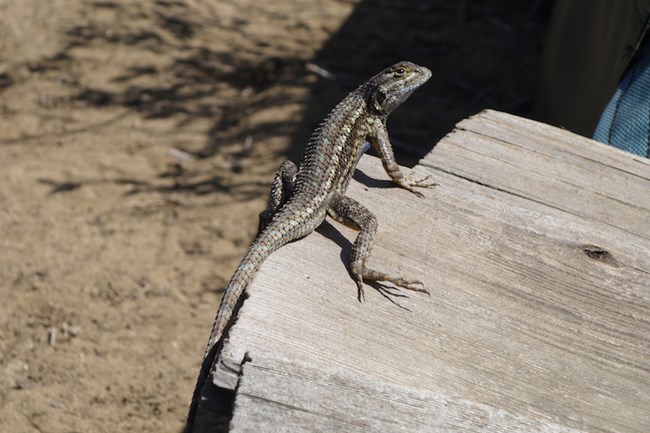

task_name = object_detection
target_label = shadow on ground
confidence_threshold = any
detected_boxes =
[291,0,551,166]
[31,0,550,183]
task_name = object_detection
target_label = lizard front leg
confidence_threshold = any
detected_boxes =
[258,160,298,235]
[369,118,436,197]
[328,193,428,301]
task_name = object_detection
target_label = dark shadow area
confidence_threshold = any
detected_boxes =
[24,0,551,199]
[290,0,552,166]
[20,0,319,203]
[0,72,13,91]
[38,173,268,204]
[352,167,397,190]
[38,179,82,194]
[28,0,312,163]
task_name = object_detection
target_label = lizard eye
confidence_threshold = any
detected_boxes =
[393,67,406,77]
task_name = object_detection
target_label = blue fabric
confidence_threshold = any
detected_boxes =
[593,42,650,158]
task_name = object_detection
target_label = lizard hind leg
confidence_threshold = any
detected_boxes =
[327,194,429,302]
[258,160,298,235]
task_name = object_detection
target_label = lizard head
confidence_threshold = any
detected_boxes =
[369,61,432,115]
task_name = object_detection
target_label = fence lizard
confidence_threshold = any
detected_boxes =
[186,61,433,430]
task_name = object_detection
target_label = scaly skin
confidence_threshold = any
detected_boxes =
[186,61,434,431]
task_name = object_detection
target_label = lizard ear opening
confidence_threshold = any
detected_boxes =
[372,88,387,113]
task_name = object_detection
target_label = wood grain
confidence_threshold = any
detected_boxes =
[232,354,585,432]
[204,110,650,432]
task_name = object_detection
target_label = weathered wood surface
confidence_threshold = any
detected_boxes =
[206,110,650,432]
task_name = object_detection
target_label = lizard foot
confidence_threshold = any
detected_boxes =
[398,173,437,197]
[354,267,429,302]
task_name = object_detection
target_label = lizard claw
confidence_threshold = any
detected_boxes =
[390,277,429,295]
[404,280,430,295]
[407,173,437,189]
[357,267,430,298]
[399,173,436,197]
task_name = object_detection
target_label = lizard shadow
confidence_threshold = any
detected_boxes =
[352,167,395,190]
[316,215,412,311]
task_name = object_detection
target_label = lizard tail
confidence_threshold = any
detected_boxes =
[205,238,275,351]
[206,198,320,352]
[185,230,280,432]
[186,203,322,431]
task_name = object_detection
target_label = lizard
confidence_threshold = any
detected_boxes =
[185,61,434,431]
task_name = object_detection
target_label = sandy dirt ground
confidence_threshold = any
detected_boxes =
[0,1,547,431]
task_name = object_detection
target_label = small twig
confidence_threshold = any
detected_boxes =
[306,63,337,80]
[168,147,195,162]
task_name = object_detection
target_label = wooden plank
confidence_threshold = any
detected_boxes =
[422,110,650,237]
[231,354,585,433]
[205,111,650,432]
